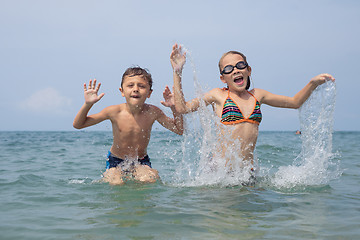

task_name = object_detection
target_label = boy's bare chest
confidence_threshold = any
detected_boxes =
[111,111,156,131]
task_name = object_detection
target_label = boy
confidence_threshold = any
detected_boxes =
[73,67,183,185]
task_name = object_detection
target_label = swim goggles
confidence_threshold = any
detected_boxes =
[221,61,248,75]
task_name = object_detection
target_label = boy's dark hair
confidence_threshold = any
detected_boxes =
[219,51,251,90]
[121,66,153,90]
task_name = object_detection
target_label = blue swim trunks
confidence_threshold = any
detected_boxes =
[106,151,152,170]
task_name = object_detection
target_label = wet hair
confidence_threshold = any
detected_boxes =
[219,51,251,90]
[121,66,153,90]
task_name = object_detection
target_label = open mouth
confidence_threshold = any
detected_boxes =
[131,95,141,98]
[234,76,244,85]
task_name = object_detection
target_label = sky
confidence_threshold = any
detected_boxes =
[1,0,359,131]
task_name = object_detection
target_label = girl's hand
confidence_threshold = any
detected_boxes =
[311,73,335,87]
[160,85,175,108]
[83,79,105,104]
[170,43,186,73]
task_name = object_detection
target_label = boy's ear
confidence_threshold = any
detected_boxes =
[119,88,125,97]
[147,89,153,98]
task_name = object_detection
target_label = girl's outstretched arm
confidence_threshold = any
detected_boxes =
[170,44,189,114]
[259,73,335,109]
[170,44,217,113]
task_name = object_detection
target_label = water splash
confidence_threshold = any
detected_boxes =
[172,45,215,186]
[172,46,255,187]
[68,177,93,184]
[271,80,341,188]
[171,46,341,188]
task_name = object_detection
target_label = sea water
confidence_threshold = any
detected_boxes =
[0,129,360,239]
[1,130,359,239]
[1,75,360,239]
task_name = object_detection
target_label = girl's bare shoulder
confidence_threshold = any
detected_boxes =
[204,87,227,103]
[250,88,273,103]
[211,87,227,94]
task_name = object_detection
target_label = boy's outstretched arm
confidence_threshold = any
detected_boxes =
[73,79,106,129]
[159,85,184,135]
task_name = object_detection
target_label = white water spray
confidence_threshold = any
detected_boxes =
[172,46,217,186]
[271,80,341,188]
[173,46,256,187]
[171,46,340,188]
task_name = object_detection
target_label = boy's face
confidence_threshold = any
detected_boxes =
[119,76,153,106]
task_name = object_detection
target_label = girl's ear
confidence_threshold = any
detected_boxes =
[119,88,125,97]
[220,74,227,84]
[248,65,252,76]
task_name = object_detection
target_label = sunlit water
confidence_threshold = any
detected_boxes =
[1,129,359,239]
[1,57,359,238]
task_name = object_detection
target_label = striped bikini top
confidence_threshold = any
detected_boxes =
[220,89,262,125]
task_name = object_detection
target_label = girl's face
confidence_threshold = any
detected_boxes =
[119,76,152,106]
[220,53,252,91]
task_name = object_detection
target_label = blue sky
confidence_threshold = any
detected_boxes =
[1,0,359,131]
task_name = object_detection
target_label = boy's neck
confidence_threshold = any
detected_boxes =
[125,102,146,115]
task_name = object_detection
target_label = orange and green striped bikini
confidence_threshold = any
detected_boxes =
[220,89,262,125]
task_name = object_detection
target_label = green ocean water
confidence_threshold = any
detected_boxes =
[0,130,359,240]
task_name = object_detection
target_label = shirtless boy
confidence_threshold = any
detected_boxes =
[73,67,183,185]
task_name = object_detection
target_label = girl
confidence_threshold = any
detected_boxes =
[170,44,334,178]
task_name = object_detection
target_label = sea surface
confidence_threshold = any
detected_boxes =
[0,130,359,240]
[1,81,359,239]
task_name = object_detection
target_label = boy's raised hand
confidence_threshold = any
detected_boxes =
[160,85,175,108]
[83,79,105,104]
[170,43,186,73]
